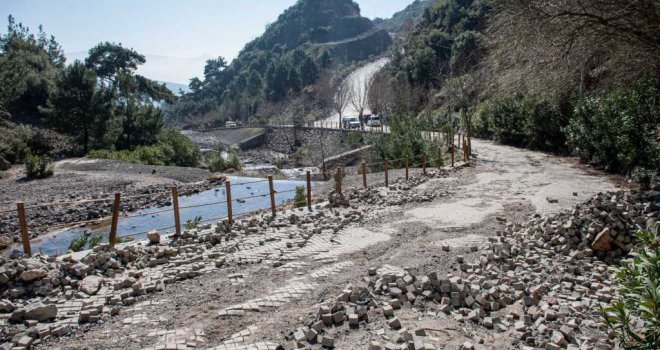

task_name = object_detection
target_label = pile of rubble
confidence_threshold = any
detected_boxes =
[278,189,658,349]
[0,196,372,349]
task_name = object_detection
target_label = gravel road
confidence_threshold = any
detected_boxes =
[35,138,620,350]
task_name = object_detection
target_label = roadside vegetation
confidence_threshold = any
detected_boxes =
[603,230,660,349]
[374,0,659,179]
[0,16,200,172]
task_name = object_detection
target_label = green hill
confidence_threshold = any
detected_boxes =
[168,0,393,127]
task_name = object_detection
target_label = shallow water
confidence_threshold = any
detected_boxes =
[23,176,306,256]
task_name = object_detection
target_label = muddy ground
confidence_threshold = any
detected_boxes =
[0,159,215,247]
[31,139,621,350]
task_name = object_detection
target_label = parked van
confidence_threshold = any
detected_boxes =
[367,115,381,127]
[342,116,360,129]
[225,121,237,128]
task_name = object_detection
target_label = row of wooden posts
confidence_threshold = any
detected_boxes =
[16,137,471,257]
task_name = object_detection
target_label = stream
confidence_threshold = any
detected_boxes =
[23,176,306,256]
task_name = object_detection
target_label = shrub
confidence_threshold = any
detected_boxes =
[185,216,202,230]
[227,151,242,171]
[86,129,202,167]
[291,148,308,167]
[293,186,306,208]
[478,96,570,152]
[68,233,103,252]
[602,230,660,349]
[206,152,226,172]
[24,153,54,178]
[566,80,660,174]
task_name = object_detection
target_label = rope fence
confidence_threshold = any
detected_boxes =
[8,134,472,256]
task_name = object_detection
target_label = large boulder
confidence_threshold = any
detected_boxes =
[80,275,103,295]
[24,303,57,321]
[0,156,10,171]
[19,269,47,282]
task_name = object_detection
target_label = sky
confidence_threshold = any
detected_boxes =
[0,0,413,84]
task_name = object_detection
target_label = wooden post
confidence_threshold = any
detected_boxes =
[361,162,367,188]
[384,159,389,187]
[172,187,181,236]
[335,168,342,194]
[306,171,312,211]
[16,202,31,256]
[463,140,467,161]
[109,193,121,248]
[422,154,427,175]
[225,181,233,224]
[268,176,276,216]
[405,156,409,181]
[451,145,455,167]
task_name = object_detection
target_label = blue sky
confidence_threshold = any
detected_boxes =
[0,0,412,83]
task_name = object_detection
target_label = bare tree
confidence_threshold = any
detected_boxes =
[350,76,372,129]
[489,0,660,96]
[333,80,351,128]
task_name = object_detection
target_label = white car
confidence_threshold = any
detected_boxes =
[367,116,381,127]
[225,121,237,128]
[342,116,361,129]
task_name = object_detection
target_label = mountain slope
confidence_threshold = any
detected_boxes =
[169,0,393,127]
[374,0,435,33]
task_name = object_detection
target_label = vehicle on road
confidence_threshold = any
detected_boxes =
[342,116,361,129]
[366,115,381,127]
[225,121,237,128]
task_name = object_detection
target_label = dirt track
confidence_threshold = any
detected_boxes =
[34,139,619,350]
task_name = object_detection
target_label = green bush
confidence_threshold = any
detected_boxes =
[477,96,570,152]
[566,80,660,174]
[227,151,242,171]
[24,153,54,178]
[206,152,226,172]
[185,216,202,230]
[68,233,103,252]
[603,230,660,349]
[293,186,306,208]
[87,129,202,167]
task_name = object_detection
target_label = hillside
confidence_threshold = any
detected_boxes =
[374,0,435,34]
[168,0,393,127]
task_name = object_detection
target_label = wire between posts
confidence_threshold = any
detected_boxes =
[178,199,229,211]
[231,178,270,186]
[122,207,174,219]
[233,193,270,201]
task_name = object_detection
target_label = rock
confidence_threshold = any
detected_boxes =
[0,156,10,171]
[24,303,57,321]
[0,299,14,313]
[80,275,103,295]
[19,269,47,282]
[592,228,613,252]
[147,230,161,244]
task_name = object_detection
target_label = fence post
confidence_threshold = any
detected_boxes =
[362,162,367,188]
[336,168,342,195]
[405,156,409,181]
[225,181,233,225]
[306,171,312,211]
[109,193,121,248]
[268,175,276,217]
[384,159,389,187]
[451,145,455,167]
[172,187,181,236]
[422,154,427,175]
[16,202,31,256]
